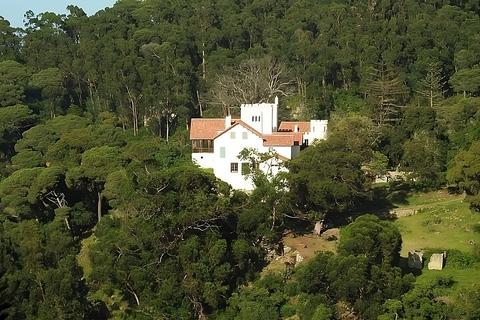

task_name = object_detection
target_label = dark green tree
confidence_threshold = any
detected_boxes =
[338,215,402,267]
[447,140,480,211]
[0,60,28,107]
[287,138,371,221]
[66,146,129,222]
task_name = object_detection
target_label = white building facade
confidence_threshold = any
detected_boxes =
[190,98,327,190]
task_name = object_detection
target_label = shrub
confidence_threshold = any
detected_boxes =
[280,303,296,318]
[472,224,480,233]
[445,249,479,269]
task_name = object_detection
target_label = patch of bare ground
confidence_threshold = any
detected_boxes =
[263,228,340,272]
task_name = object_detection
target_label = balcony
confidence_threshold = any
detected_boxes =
[192,139,214,153]
[192,147,214,153]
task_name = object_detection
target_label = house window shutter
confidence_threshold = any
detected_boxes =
[220,147,225,158]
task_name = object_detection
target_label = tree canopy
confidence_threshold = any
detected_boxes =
[1,0,480,319]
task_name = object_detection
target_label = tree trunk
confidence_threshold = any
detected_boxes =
[197,90,203,117]
[271,206,276,231]
[35,273,46,302]
[97,190,102,222]
[202,41,206,79]
[131,100,138,136]
[125,280,140,306]
[123,81,139,136]
[166,117,170,141]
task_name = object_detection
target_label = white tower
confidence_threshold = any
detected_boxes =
[240,96,279,134]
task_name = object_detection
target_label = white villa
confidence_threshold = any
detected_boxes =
[190,97,327,190]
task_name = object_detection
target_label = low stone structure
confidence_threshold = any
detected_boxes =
[428,253,444,270]
[408,251,423,269]
[296,253,304,263]
[314,221,323,235]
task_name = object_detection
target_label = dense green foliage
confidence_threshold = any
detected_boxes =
[219,215,415,320]
[1,0,480,319]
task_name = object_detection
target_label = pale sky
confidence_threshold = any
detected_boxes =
[0,0,118,28]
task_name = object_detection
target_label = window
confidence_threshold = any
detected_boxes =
[242,132,248,139]
[230,131,236,139]
[220,147,226,158]
[230,162,238,173]
[258,116,261,122]
[304,139,309,145]
[312,126,315,132]
[252,116,254,122]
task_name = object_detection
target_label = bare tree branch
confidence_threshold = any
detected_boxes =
[210,56,295,109]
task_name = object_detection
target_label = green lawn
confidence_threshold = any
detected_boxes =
[395,200,480,255]
[415,267,480,296]
[391,190,480,254]
[390,189,480,294]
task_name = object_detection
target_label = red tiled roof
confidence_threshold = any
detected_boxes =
[278,121,310,133]
[190,119,229,139]
[263,133,295,146]
[190,118,303,147]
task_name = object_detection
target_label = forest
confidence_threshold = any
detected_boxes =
[1,0,480,319]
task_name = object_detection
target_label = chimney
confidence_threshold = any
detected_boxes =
[225,115,231,129]
[272,96,278,132]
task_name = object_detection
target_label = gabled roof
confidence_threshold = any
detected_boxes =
[190,118,230,140]
[190,118,303,147]
[214,119,264,140]
[278,121,310,133]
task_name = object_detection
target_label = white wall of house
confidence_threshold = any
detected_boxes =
[192,152,215,169]
[259,157,285,178]
[271,146,293,159]
[303,120,328,144]
[214,124,267,190]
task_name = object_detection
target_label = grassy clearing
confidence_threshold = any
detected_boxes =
[389,188,465,208]
[393,191,480,256]
[389,189,480,295]
[415,267,480,296]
